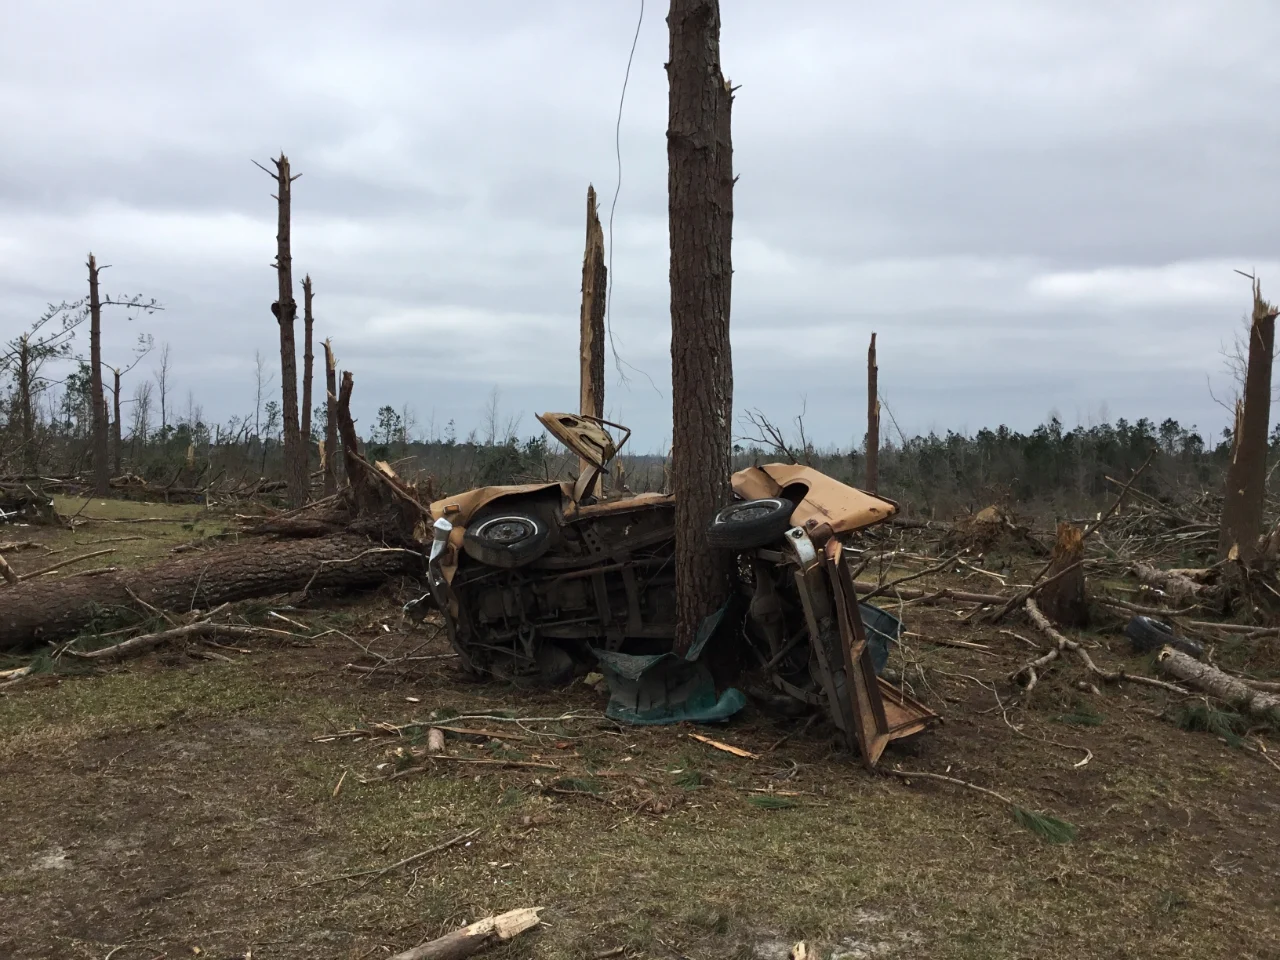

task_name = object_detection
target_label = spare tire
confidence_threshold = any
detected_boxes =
[462,511,552,568]
[1123,615,1204,659]
[707,497,795,550]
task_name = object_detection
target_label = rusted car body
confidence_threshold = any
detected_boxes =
[408,413,937,769]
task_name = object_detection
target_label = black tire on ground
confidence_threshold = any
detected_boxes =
[1124,615,1204,658]
[707,497,795,550]
[462,511,552,568]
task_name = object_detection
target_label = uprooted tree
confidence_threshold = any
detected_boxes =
[667,0,735,653]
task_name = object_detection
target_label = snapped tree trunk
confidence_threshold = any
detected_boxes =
[88,254,109,497]
[667,0,735,653]
[112,368,123,476]
[866,332,879,494]
[301,274,314,454]
[267,154,309,509]
[323,339,339,496]
[1219,279,1278,563]
[1038,522,1088,627]
[579,184,607,493]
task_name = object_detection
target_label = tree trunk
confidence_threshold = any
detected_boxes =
[1219,280,1278,562]
[1038,522,1088,627]
[323,339,339,496]
[301,274,314,453]
[388,909,542,960]
[667,0,735,653]
[0,533,416,651]
[17,336,35,473]
[268,154,308,509]
[112,368,123,476]
[1156,647,1280,723]
[579,184,607,493]
[866,332,879,494]
[88,254,109,497]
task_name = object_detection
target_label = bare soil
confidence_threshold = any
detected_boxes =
[1,504,1278,960]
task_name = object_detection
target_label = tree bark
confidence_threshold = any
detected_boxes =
[323,339,339,496]
[1038,522,1088,627]
[268,154,308,509]
[667,0,735,653]
[1219,280,1278,562]
[866,332,879,494]
[579,185,607,493]
[301,274,315,452]
[1156,647,1280,723]
[0,533,417,651]
[112,367,123,476]
[88,254,109,497]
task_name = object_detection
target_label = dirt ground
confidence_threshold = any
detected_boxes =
[1,500,1278,960]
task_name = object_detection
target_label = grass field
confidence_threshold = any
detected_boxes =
[1,501,1277,959]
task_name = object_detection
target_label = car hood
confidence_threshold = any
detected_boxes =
[731,463,896,539]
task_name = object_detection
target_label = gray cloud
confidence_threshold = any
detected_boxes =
[1,0,1277,451]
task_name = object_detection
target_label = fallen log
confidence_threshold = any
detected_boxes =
[389,908,543,960]
[0,533,420,651]
[1156,648,1280,723]
[1132,562,1209,606]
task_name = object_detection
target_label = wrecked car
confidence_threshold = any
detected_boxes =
[405,413,938,769]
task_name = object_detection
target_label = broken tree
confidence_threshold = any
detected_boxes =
[667,0,735,652]
[579,184,607,494]
[260,153,309,509]
[323,339,340,496]
[302,273,315,461]
[1219,278,1278,563]
[866,332,879,495]
[88,254,109,497]
[1038,522,1087,627]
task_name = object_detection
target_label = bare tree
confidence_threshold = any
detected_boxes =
[256,153,308,508]
[301,274,315,449]
[667,0,736,652]
[482,387,502,447]
[103,333,154,475]
[252,348,274,440]
[323,339,339,495]
[130,380,153,449]
[88,255,109,494]
[1220,277,1279,562]
[154,341,172,436]
[866,332,879,494]
[1,301,84,472]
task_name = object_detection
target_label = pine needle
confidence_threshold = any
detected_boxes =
[748,795,798,810]
[551,777,603,795]
[1012,807,1078,843]
[1054,706,1104,727]
[674,770,703,790]
[1171,701,1245,747]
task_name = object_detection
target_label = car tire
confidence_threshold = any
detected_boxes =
[707,497,795,550]
[1123,615,1204,658]
[462,511,552,568]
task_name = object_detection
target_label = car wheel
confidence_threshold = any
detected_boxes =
[707,497,795,549]
[1123,615,1204,658]
[462,511,552,568]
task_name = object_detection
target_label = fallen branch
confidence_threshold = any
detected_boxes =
[0,554,15,584]
[859,554,961,602]
[1155,648,1280,723]
[851,580,1006,606]
[886,768,1077,842]
[300,828,480,888]
[68,622,269,663]
[9,548,115,582]
[388,907,543,960]
[1021,599,1188,695]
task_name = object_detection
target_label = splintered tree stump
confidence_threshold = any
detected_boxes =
[1039,522,1088,627]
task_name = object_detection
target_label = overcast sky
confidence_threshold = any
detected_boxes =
[2,1,1278,452]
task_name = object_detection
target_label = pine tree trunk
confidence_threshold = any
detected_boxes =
[1039,521,1088,627]
[579,185,607,492]
[323,339,340,496]
[866,332,879,494]
[301,274,314,454]
[1219,280,1278,562]
[88,254,109,496]
[667,0,735,652]
[112,368,123,476]
[269,154,308,509]
[18,336,35,473]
